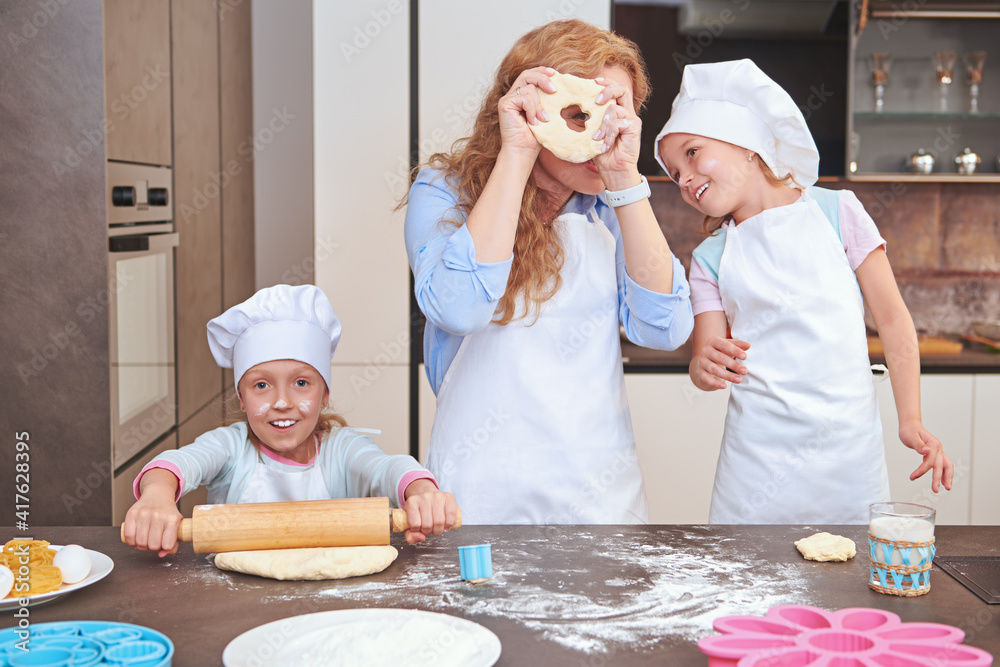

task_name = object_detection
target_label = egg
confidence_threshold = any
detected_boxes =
[0,565,13,598]
[52,544,91,585]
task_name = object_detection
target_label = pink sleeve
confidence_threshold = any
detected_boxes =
[839,190,887,270]
[689,258,725,316]
[397,470,439,509]
[133,461,184,502]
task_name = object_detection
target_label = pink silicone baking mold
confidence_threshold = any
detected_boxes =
[698,605,993,667]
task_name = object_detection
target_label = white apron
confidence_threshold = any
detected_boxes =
[237,435,329,503]
[427,208,647,525]
[710,195,890,525]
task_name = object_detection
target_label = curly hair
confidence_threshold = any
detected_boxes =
[420,19,650,325]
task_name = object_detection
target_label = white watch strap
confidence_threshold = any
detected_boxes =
[604,175,650,208]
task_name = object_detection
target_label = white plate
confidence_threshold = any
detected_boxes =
[223,608,501,667]
[0,545,114,611]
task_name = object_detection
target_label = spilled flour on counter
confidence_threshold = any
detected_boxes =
[261,528,813,657]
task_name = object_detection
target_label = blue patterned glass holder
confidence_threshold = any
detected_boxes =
[868,534,936,596]
[868,501,937,597]
[458,544,492,581]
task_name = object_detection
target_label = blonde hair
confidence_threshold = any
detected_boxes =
[701,155,799,235]
[418,19,650,325]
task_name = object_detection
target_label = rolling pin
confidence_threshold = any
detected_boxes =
[121,497,462,553]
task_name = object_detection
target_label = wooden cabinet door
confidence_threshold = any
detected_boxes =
[104,0,172,166]
[172,0,223,425]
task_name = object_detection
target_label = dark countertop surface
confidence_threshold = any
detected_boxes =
[622,340,1000,373]
[2,525,997,665]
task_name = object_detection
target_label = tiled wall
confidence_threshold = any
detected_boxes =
[649,178,1000,336]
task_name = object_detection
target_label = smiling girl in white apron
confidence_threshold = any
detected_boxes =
[404,20,693,525]
[654,60,954,524]
[122,285,456,556]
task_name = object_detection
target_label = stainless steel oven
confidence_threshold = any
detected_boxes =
[107,161,177,468]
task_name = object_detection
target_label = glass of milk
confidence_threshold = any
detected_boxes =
[868,502,936,596]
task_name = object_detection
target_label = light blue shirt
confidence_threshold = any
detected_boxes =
[138,423,432,508]
[404,168,694,394]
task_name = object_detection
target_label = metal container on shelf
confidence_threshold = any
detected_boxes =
[955,147,981,175]
[904,149,936,174]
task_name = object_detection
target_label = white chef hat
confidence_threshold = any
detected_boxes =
[206,284,341,391]
[653,59,819,187]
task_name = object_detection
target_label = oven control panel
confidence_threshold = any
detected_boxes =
[107,161,173,234]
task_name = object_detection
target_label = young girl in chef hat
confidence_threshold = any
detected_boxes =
[654,59,954,524]
[123,284,457,557]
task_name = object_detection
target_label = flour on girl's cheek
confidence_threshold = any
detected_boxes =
[254,403,270,417]
[298,400,313,415]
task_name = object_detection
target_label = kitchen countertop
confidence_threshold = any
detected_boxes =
[622,340,1000,374]
[3,525,997,665]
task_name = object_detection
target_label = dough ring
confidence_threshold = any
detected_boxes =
[214,545,398,580]
[529,72,612,163]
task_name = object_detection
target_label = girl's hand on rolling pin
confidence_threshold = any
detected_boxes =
[498,67,557,157]
[122,494,183,558]
[402,479,458,545]
[899,420,954,493]
[692,337,750,391]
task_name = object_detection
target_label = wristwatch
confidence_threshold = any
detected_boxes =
[604,175,650,208]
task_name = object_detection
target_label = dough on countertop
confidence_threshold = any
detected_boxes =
[214,545,397,580]
[794,532,856,562]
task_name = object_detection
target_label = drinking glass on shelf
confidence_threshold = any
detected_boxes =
[934,50,957,112]
[870,52,892,112]
[965,51,987,113]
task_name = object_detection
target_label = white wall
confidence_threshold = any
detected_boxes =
[252,0,315,288]
[418,1,612,164]
[313,1,412,454]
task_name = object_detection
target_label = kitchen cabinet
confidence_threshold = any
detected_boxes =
[971,374,1000,524]
[0,0,254,527]
[103,0,172,167]
[848,2,1000,181]
[171,0,224,427]
[626,374,728,524]
[875,374,974,525]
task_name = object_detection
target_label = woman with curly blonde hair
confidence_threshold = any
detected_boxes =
[404,19,693,525]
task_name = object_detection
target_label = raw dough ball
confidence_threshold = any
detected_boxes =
[214,545,397,581]
[529,72,612,163]
[794,532,856,562]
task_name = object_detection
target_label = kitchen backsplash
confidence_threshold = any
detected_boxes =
[649,179,1000,337]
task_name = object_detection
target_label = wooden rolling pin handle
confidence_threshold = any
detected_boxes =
[390,508,462,532]
[178,519,193,542]
[120,519,194,543]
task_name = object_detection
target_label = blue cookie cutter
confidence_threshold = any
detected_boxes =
[458,544,493,581]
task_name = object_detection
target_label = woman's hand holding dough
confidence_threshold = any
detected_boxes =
[498,66,557,157]
[591,77,643,190]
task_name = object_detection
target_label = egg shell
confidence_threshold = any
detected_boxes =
[0,565,13,598]
[53,544,91,585]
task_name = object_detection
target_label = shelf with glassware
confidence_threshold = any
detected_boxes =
[846,7,999,182]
